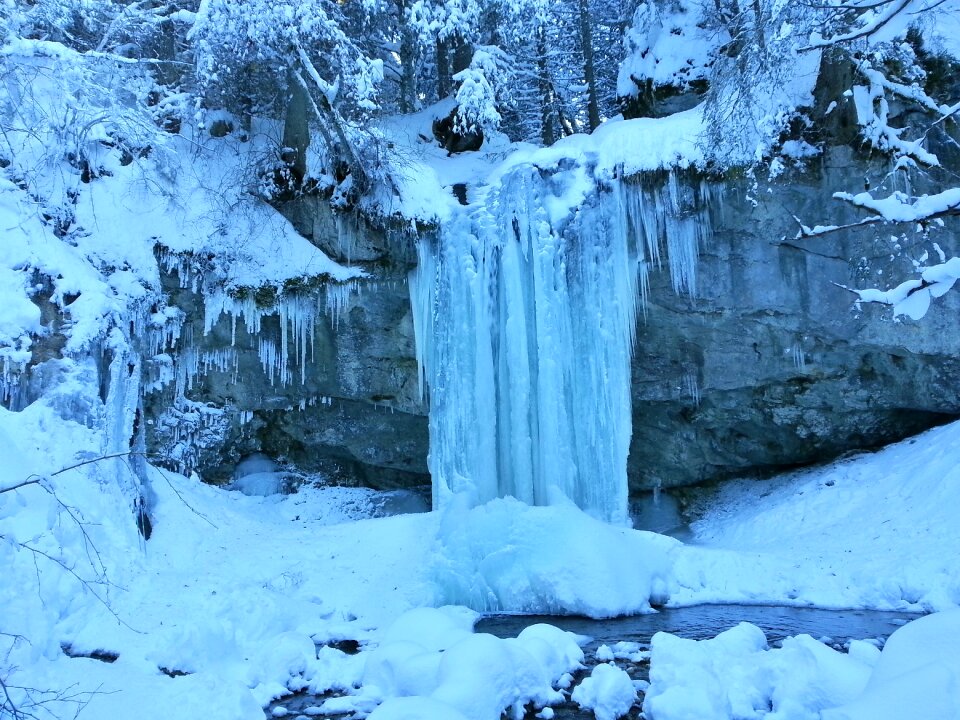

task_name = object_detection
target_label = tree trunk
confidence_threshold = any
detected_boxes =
[537,27,556,146]
[452,34,473,76]
[579,0,601,131]
[282,68,310,184]
[437,38,451,99]
[399,23,418,113]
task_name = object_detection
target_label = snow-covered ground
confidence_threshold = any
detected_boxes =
[3,391,960,719]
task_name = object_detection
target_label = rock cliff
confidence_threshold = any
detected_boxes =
[141,150,960,495]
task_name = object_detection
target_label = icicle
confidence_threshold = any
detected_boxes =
[410,167,710,525]
[792,341,806,371]
[258,337,281,385]
[684,372,701,407]
[325,281,356,328]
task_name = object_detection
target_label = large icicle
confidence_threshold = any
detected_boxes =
[412,168,708,525]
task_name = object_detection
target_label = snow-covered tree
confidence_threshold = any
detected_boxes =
[191,0,385,196]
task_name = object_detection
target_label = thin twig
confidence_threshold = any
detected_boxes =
[150,464,218,529]
[0,478,43,495]
[17,543,141,634]
[49,451,153,477]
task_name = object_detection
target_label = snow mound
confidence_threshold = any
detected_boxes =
[432,497,679,616]
[360,607,584,720]
[571,662,638,720]
[643,623,875,720]
[823,610,960,720]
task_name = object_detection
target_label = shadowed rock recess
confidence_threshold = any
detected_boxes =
[143,210,429,490]
[142,151,960,495]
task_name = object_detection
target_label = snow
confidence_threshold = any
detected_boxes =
[643,623,876,720]
[358,616,584,720]
[432,497,677,616]
[822,610,960,720]
[617,1,720,99]
[571,663,638,720]
[671,420,960,612]
[644,611,960,720]
[374,95,706,229]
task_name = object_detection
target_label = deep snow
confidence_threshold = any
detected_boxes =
[3,397,960,719]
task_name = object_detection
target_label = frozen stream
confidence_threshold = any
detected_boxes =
[269,605,918,720]
[476,603,918,648]
[476,605,919,720]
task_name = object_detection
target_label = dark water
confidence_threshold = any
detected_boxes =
[476,603,917,647]
[267,604,920,720]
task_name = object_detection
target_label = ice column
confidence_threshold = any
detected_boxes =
[412,167,708,525]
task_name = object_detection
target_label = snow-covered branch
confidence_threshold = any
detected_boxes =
[834,188,960,223]
[792,214,885,238]
[851,64,941,167]
[854,256,960,319]
[801,0,913,49]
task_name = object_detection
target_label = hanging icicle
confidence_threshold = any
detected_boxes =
[411,168,711,525]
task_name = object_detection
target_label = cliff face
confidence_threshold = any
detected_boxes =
[630,147,960,489]
[142,205,430,490]
[140,147,960,495]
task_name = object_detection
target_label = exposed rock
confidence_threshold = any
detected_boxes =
[143,240,428,489]
[276,196,399,265]
[432,106,484,155]
[629,147,960,489]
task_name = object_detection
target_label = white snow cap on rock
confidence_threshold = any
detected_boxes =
[571,662,638,720]
[643,622,876,720]
[361,607,585,720]
[822,610,960,720]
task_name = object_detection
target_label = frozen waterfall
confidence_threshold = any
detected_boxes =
[411,167,708,525]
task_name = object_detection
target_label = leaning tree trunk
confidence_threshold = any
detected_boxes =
[282,68,310,185]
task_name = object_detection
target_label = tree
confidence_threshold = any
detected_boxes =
[191,0,385,196]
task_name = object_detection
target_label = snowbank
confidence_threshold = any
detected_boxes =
[356,608,583,720]
[644,611,960,720]
[671,420,960,612]
[823,610,960,720]
[643,622,877,720]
